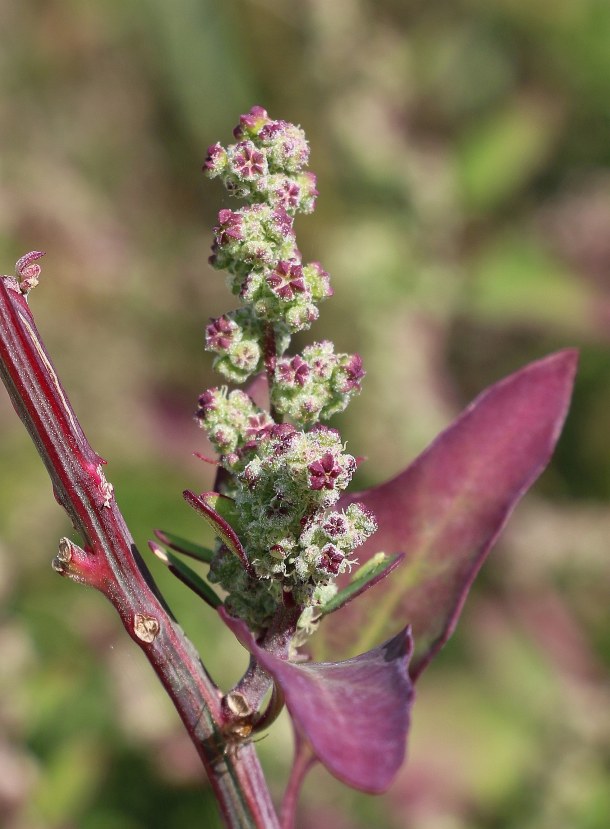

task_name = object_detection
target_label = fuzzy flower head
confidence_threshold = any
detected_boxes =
[271,342,366,426]
[195,107,377,632]
[203,308,265,384]
[195,386,272,462]
[203,107,334,374]
[204,426,377,614]
[205,106,313,214]
[210,204,297,276]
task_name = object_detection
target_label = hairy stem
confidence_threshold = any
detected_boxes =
[263,322,282,422]
[0,276,279,829]
[263,322,277,381]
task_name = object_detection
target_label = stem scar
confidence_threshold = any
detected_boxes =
[133,613,160,643]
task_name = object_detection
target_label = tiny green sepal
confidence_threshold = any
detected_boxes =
[148,541,223,609]
[153,529,215,564]
[320,552,405,615]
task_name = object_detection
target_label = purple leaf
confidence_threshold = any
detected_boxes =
[325,350,577,678]
[220,608,414,793]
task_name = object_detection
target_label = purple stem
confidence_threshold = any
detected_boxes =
[280,738,317,829]
[225,605,300,715]
[0,276,279,829]
[263,323,281,422]
[263,322,277,381]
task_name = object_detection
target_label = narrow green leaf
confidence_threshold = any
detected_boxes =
[149,541,222,609]
[153,529,215,564]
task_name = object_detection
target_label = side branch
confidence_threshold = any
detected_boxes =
[0,276,278,829]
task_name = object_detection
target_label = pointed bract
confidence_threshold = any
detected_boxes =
[183,490,254,576]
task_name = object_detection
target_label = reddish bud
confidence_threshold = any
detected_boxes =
[233,105,269,138]
[319,543,345,574]
[196,388,219,418]
[340,354,366,392]
[205,315,237,351]
[203,142,225,173]
[15,250,45,294]
[323,514,349,538]
[278,355,310,387]
[214,210,244,246]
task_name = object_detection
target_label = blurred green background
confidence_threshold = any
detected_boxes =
[1,1,609,827]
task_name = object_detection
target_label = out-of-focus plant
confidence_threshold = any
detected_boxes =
[0,107,576,828]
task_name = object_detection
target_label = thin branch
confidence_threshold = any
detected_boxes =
[0,275,279,829]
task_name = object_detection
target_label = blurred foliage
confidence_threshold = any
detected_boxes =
[1,0,609,827]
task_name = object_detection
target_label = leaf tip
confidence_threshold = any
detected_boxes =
[148,539,168,564]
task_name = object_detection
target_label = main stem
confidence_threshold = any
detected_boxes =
[263,322,281,423]
[0,277,279,829]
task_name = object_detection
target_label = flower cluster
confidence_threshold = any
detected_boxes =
[196,107,375,632]
[209,425,376,609]
[204,107,332,352]
[196,386,273,460]
[204,106,317,213]
[204,308,265,383]
[272,342,366,426]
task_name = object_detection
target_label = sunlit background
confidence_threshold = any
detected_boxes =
[1,1,609,827]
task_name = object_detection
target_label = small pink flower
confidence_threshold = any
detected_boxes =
[340,354,366,392]
[278,355,310,387]
[274,180,301,209]
[233,105,269,138]
[214,209,244,246]
[308,453,341,490]
[205,316,237,351]
[319,543,344,574]
[232,142,266,178]
[323,514,348,538]
[266,261,306,300]
[244,413,273,439]
[203,142,225,173]
[271,206,294,237]
[267,423,298,455]
[196,388,219,416]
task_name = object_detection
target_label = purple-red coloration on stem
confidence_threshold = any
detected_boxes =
[0,275,279,829]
